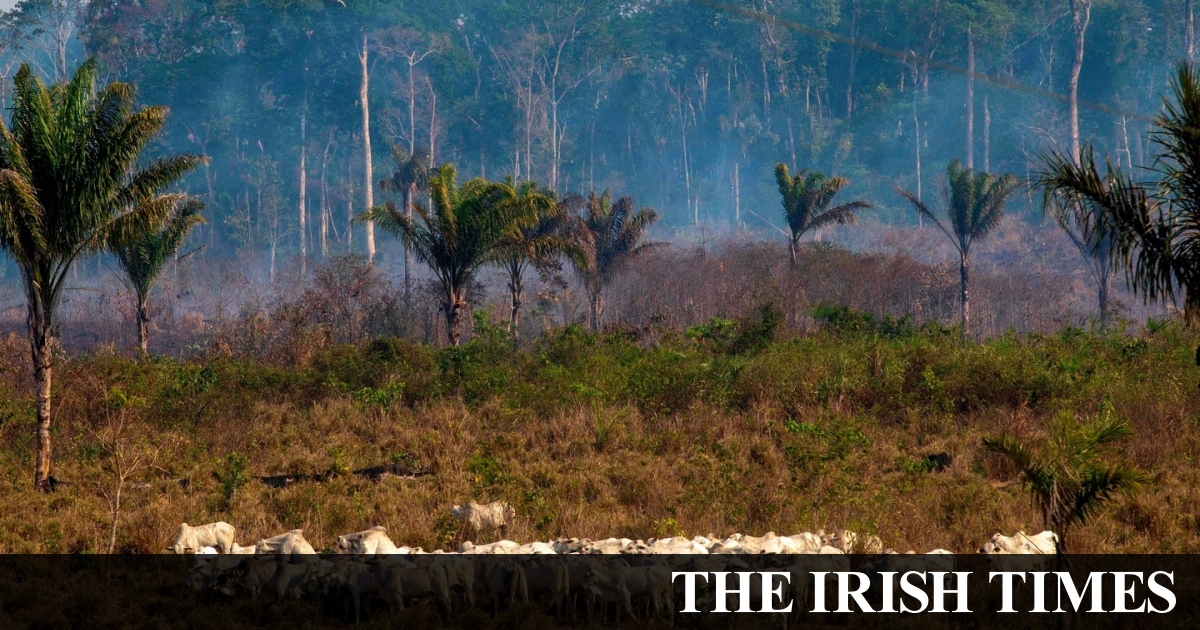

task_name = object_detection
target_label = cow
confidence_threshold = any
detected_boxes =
[255,529,318,558]
[170,522,235,554]
[451,501,515,533]
[980,530,1057,555]
[336,526,401,554]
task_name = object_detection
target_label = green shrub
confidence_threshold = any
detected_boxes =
[214,452,249,507]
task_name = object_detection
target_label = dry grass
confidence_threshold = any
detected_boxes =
[0,305,1196,555]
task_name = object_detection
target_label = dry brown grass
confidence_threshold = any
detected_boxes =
[0,316,1196,555]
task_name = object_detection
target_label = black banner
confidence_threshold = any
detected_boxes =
[0,554,1195,628]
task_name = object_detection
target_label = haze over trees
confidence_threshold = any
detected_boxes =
[0,0,1173,266]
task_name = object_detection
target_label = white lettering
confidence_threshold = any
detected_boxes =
[760,572,793,613]
[836,572,873,613]
[1147,571,1176,613]
[672,572,708,613]
[989,572,1025,613]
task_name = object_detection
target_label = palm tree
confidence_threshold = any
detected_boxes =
[491,179,583,338]
[1051,62,1200,325]
[378,145,430,303]
[0,60,203,491]
[897,160,1019,335]
[111,199,205,352]
[1034,146,1126,330]
[983,410,1145,554]
[569,191,659,332]
[360,164,536,346]
[774,163,871,264]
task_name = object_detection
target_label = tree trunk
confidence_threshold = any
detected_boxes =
[108,484,122,555]
[588,288,602,333]
[1188,0,1195,63]
[1098,271,1110,331]
[360,33,376,262]
[509,268,523,339]
[137,295,149,353]
[30,302,53,492]
[403,184,414,304]
[1068,0,1091,165]
[983,94,991,173]
[789,237,799,265]
[299,103,308,275]
[845,0,859,117]
[966,27,975,170]
[445,290,466,347]
[960,252,971,336]
[914,107,922,225]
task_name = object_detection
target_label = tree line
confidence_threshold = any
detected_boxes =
[0,0,1188,267]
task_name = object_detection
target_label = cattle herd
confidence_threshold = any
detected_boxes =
[172,501,1060,622]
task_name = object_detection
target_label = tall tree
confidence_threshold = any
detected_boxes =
[111,199,205,352]
[1075,63,1200,323]
[774,163,871,265]
[379,145,431,304]
[9,0,85,81]
[1067,0,1091,164]
[898,160,1019,335]
[361,164,536,345]
[492,180,581,337]
[1035,146,1123,329]
[360,31,376,262]
[0,60,202,490]
[570,191,658,332]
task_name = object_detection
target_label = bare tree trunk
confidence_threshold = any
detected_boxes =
[914,109,923,226]
[29,300,53,492]
[966,27,975,170]
[298,103,308,275]
[1098,268,1110,330]
[360,33,376,262]
[1068,0,1092,165]
[983,94,991,173]
[1189,0,1196,63]
[509,265,523,338]
[845,0,859,117]
[320,130,333,257]
[787,116,797,170]
[346,178,355,250]
[960,252,971,336]
[137,295,149,353]
[107,484,122,554]
[588,289,602,333]
[403,184,414,304]
[789,238,799,265]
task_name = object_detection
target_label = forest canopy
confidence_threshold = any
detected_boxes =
[0,0,1178,263]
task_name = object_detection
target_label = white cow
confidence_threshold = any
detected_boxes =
[171,522,236,554]
[459,539,521,554]
[255,529,317,557]
[336,526,402,554]
[451,501,515,532]
[981,530,1058,555]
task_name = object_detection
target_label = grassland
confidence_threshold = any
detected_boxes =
[0,306,1195,554]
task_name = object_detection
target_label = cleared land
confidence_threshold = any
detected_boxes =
[0,306,1193,554]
